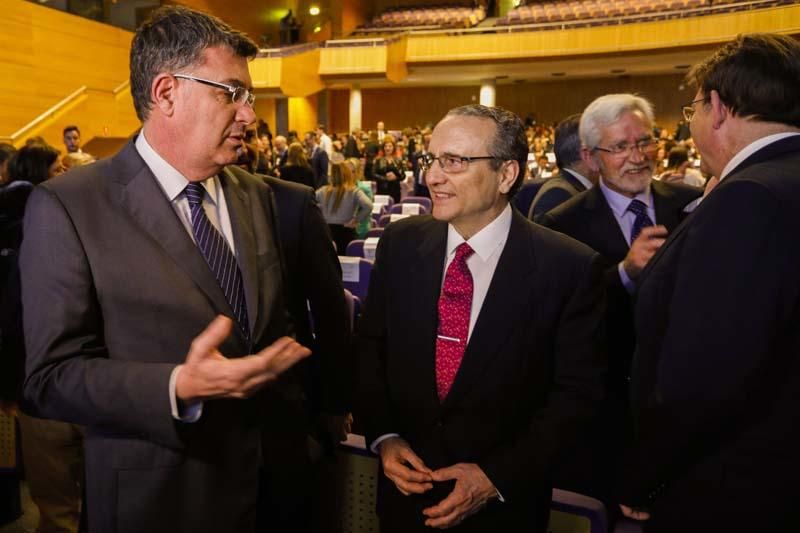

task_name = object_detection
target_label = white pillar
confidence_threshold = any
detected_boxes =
[479,79,496,107]
[349,84,362,132]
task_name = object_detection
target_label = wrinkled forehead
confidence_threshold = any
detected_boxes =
[600,110,652,143]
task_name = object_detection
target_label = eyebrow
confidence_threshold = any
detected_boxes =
[220,78,251,90]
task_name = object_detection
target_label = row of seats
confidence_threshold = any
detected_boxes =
[358,5,486,31]
[495,0,775,26]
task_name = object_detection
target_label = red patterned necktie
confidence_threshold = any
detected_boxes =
[435,242,475,401]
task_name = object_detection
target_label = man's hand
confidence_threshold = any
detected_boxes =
[422,463,497,529]
[622,225,668,280]
[620,504,651,521]
[378,437,433,496]
[175,315,311,403]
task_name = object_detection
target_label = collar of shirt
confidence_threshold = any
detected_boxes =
[562,168,594,190]
[599,178,652,219]
[719,132,800,182]
[135,130,221,205]
[445,203,512,264]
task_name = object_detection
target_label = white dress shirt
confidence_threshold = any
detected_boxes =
[598,179,655,293]
[370,204,513,451]
[135,131,238,423]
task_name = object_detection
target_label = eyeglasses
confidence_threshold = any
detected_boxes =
[592,137,658,158]
[682,97,708,122]
[418,152,498,174]
[173,74,255,107]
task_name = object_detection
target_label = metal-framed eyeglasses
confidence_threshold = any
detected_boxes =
[592,137,658,158]
[173,74,256,107]
[682,97,708,122]
[418,152,499,174]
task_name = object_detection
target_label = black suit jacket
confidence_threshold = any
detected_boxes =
[538,180,699,503]
[310,147,329,189]
[20,141,289,533]
[357,210,606,532]
[528,169,588,222]
[621,135,800,532]
[261,176,351,418]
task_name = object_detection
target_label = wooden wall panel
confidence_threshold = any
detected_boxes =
[329,73,690,135]
[288,94,319,137]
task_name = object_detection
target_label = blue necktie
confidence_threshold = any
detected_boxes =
[184,182,249,338]
[627,198,654,243]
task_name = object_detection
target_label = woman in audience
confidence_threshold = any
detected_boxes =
[371,136,403,203]
[316,161,372,254]
[657,145,705,188]
[346,157,374,239]
[278,142,315,188]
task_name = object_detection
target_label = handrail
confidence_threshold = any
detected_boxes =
[112,79,130,95]
[0,85,87,144]
[257,42,321,58]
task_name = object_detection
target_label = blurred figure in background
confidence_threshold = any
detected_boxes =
[316,161,372,253]
[280,142,316,189]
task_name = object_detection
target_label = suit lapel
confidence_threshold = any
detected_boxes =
[585,186,630,259]
[652,180,684,232]
[443,211,535,408]
[562,169,587,193]
[221,168,258,336]
[409,222,448,413]
[110,143,232,322]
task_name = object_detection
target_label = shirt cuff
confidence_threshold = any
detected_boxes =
[169,366,203,423]
[370,433,401,455]
[618,261,637,294]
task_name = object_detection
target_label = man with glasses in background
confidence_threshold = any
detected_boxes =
[357,104,606,532]
[19,7,310,532]
[538,94,699,520]
[619,34,800,532]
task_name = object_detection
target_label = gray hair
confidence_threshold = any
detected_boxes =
[130,5,258,122]
[444,104,528,196]
[579,94,655,149]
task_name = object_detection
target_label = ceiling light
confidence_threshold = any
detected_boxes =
[309,6,320,16]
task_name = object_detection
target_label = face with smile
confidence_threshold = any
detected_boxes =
[426,115,516,239]
[172,45,256,179]
[587,110,656,198]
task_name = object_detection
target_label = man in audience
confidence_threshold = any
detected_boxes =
[376,120,386,142]
[529,114,598,221]
[62,125,82,154]
[358,104,605,532]
[619,33,800,533]
[410,132,432,198]
[316,124,333,160]
[305,130,329,189]
[538,94,699,508]
[273,134,289,167]
[19,7,310,532]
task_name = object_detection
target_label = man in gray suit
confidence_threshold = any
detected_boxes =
[19,7,310,532]
[528,114,598,222]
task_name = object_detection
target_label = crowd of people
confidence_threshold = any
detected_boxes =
[0,5,798,533]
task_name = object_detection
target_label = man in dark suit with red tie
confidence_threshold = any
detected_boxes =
[357,104,606,532]
[619,33,800,532]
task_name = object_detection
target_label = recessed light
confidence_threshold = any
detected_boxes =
[551,72,566,77]
[674,64,691,69]
[610,69,626,74]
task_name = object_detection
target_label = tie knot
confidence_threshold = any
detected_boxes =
[184,182,205,208]
[454,243,475,263]
[627,199,648,217]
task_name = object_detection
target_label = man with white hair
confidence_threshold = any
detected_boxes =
[539,94,699,509]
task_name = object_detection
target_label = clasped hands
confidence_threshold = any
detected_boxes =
[379,437,498,529]
[176,315,311,403]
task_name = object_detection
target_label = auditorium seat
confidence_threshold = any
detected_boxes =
[401,196,433,212]
[345,239,365,258]
[339,257,372,301]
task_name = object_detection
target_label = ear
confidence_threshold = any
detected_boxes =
[497,160,520,194]
[581,146,600,174]
[708,89,729,130]
[151,73,178,117]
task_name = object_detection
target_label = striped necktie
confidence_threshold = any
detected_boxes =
[184,182,249,338]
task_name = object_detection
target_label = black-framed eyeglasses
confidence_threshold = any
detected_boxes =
[173,74,255,108]
[418,152,499,174]
[682,97,708,122]
[592,137,658,158]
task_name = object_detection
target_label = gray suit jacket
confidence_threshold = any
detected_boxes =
[20,140,289,533]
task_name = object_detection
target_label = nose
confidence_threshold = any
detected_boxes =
[237,102,256,125]
[425,160,446,186]
[628,145,646,163]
